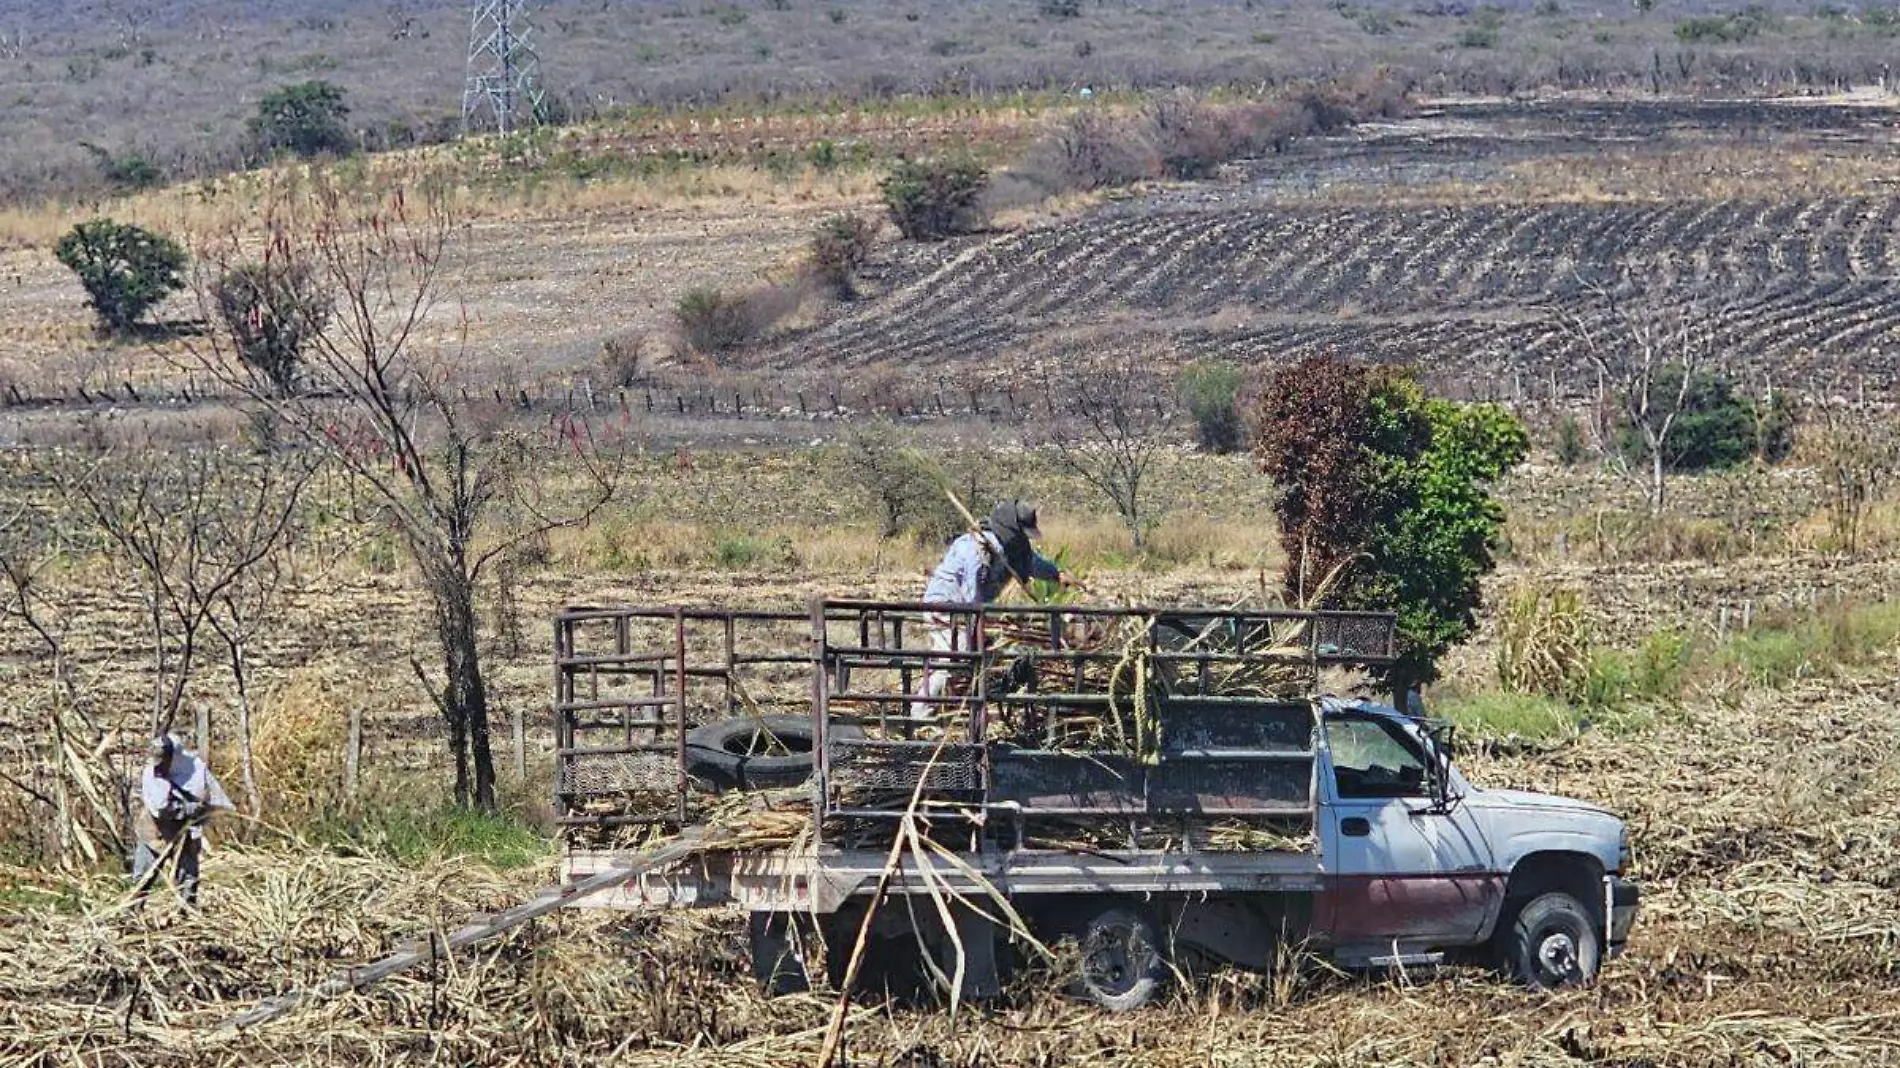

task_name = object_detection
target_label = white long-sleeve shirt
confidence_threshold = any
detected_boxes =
[923,530,1059,605]
[140,750,232,841]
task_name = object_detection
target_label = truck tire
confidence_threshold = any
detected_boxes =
[1073,904,1167,1011]
[1504,891,1601,990]
[749,911,811,996]
[685,715,861,790]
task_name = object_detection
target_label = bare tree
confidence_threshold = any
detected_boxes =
[1031,352,1174,549]
[1809,392,1900,557]
[0,464,128,867]
[79,449,316,753]
[183,171,616,811]
[1560,277,1733,515]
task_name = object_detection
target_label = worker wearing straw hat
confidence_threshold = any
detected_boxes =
[132,733,233,905]
[914,500,1070,716]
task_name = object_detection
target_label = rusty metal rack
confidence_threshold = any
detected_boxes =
[554,600,1397,841]
[554,606,812,828]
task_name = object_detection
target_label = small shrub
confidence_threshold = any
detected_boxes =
[881,158,989,241]
[1039,0,1082,16]
[1144,91,1240,180]
[674,281,805,356]
[1675,12,1764,43]
[810,213,878,298]
[1616,367,1792,473]
[599,329,648,387]
[1554,412,1587,466]
[1630,628,1691,701]
[838,422,961,541]
[251,80,353,159]
[709,533,796,570]
[213,260,330,396]
[53,218,187,336]
[1022,108,1158,191]
[1179,360,1246,454]
[79,143,162,190]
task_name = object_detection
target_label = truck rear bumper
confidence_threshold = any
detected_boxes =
[1606,875,1639,957]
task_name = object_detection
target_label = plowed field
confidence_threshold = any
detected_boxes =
[758,99,1900,392]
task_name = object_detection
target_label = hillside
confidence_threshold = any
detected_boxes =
[8,0,1900,197]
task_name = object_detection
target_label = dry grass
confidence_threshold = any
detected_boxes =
[6,675,1900,1065]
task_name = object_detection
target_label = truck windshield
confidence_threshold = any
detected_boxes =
[1326,716,1431,799]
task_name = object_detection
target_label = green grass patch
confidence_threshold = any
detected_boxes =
[1714,599,1900,687]
[0,876,85,916]
[1437,691,1581,745]
[308,804,550,870]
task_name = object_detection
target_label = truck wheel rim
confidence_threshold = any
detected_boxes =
[1536,930,1579,982]
[1083,927,1139,995]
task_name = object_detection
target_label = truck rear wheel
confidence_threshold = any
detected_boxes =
[1072,904,1167,1011]
[1504,892,1601,990]
[748,911,811,996]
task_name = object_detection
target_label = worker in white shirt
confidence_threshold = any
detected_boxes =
[913,500,1071,716]
[132,733,233,904]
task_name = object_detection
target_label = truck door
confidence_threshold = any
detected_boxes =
[1316,711,1499,949]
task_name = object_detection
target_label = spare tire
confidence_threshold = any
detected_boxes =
[685,715,861,790]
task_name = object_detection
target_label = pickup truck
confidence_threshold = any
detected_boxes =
[554,600,1639,1008]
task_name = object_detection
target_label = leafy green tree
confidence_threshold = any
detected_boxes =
[53,218,187,335]
[1614,366,1792,473]
[251,81,354,159]
[1256,356,1528,696]
[880,158,988,241]
[1178,360,1246,454]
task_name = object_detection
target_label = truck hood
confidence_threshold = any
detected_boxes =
[1466,787,1613,819]
[1460,787,1624,872]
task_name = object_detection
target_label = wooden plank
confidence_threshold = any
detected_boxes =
[220,833,705,1032]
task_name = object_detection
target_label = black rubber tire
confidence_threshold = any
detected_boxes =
[1504,891,1602,990]
[1072,903,1167,1011]
[749,911,811,996]
[685,715,861,790]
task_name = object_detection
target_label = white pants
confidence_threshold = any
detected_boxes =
[911,615,961,719]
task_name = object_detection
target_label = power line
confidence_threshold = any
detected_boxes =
[462,0,544,137]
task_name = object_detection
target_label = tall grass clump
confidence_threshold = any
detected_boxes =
[1494,583,1591,701]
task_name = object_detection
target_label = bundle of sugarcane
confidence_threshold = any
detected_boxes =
[1020,816,1317,855]
[700,786,815,853]
[1196,818,1317,854]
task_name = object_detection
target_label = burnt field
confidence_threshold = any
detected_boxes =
[752,99,1900,393]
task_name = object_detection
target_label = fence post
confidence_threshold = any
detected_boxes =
[194,702,210,752]
[513,706,527,780]
[345,706,363,798]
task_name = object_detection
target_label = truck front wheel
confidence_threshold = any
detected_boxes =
[1504,892,1601,990]
[1073,904,1167,1011]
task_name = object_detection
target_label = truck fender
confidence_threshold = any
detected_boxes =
[1481,851,1607,942]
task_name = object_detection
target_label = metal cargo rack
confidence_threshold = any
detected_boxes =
[553,599,1397,845]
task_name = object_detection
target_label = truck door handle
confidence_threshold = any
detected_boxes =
[1341,817,1371,837]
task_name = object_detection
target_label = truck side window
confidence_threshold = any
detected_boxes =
[1326,716,1430,799]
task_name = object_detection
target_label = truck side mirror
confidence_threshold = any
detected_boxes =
[1422,720,1459,811]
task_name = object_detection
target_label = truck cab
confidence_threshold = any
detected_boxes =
[553,601,1639,1007]
[1312,698,1637,987]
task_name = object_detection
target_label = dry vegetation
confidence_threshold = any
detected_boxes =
[5,609,1900,1065]
[10,0,1900,198]
[7,8,1900,1062]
